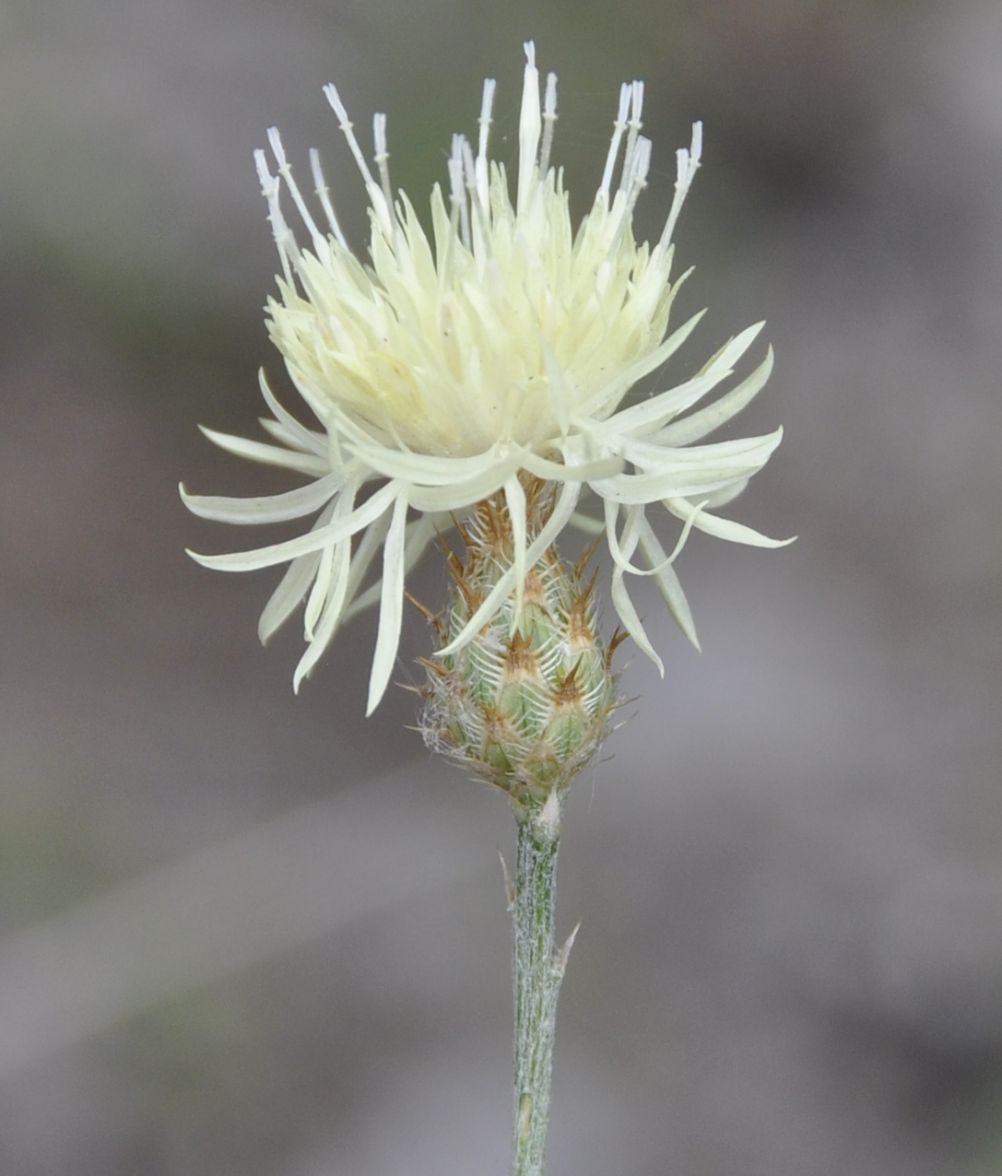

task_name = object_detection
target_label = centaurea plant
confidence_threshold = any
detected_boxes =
[183,42,789,1174]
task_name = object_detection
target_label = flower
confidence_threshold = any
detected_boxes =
[182,42,789,715]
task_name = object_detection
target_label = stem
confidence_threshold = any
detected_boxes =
[511,798,569,1176]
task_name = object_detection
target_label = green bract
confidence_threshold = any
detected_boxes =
[421,483,622,806]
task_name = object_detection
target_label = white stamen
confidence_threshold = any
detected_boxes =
[448,135,470,250]
[373,112,394,214]
[538,71,558,176]
[461,138,488,259]
[323,84,394,237]
[323,84,375,188]
[476,78,496,210]
[599,82,632,201]
[690,119,704,167]
[659,120,703,252]
[517,41,541,215]
[308,148,347,247]
[606,135,651,254]
[619,81,645,196]
[267,127,326,255]
[254,147,294,284]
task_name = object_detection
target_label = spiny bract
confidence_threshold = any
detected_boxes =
[420,480,623,807]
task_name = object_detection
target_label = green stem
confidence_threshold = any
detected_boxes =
[511,799,569,1176]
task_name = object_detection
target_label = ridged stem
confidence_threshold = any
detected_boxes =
[511,800,568,1176]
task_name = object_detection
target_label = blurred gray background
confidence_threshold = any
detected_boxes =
[3,0,1001,1173]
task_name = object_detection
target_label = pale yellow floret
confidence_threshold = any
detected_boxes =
[183,42,790,713]
[266,159,677,459]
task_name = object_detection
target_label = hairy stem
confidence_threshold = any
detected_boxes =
[511,798,569,1176]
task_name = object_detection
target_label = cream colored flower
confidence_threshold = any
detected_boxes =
[182,42,788,714]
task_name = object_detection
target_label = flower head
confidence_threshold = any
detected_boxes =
[182,42,788,715]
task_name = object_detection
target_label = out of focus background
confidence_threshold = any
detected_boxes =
[3,1,1001,1173]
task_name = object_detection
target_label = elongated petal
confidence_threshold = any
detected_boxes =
[622,427,783,473]
[604,500,675,577]
[343,511,444,623]
[257,370,327,453]
[258,417,315,451]
[519,448,624,483]
[258,551,321,644]
[593,428,783,504]
[636,514,700,649]
[303,540,336,641]
[609,508,665,675]
[187,480,400,572]
[655,347,774,447]
[338,508,395,621]
[257,500,336,642]
[578,309,706,419]
[293,507,358,690]
[344,435,512,486]
[179,472,342,525]
[611,572,664,674]
[664,497,795,548]
[405,460,522,512]
[701,478,748,510]
[197,426,329,477]
[599,322,764,438]
[302,478,360,638]
[294,536,353,690]
[366,494,410,714]
[592,468,750,506]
